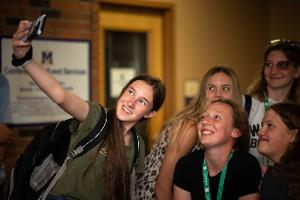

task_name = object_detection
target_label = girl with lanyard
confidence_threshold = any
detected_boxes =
[245,39,300,171]
[173,99,261,200]
[136,66,242,200]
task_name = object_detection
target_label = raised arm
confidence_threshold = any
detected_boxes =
[155,119,197,200]
[12,20,89,121]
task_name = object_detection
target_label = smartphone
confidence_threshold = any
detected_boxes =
[23,14,47,42]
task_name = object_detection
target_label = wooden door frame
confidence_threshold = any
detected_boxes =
[94,0,176,119]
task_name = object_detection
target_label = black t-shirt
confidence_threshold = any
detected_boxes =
[260,164,289,200]
[173,150,262,200]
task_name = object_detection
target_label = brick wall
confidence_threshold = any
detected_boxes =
[0,0,100,194]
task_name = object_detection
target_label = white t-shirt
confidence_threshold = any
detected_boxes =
[242,95,276,167]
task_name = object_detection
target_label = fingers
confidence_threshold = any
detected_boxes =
[13,20,32,46]
[12,20,32,59]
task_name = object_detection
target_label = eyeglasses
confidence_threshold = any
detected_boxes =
[264,60,292,70]
[265,39,300,69]
[270,39,300,50]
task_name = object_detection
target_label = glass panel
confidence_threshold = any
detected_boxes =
[105,31,147,107]
[105,31,148,142]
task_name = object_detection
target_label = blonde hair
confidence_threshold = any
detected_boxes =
[166,66,242,147]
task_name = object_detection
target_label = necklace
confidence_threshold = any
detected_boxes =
[208,167,222,174]
[202,152,233,200]
[264,95,270,111]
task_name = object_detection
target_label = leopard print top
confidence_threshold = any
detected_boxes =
[134,123,200,200]
[135,126,171,200]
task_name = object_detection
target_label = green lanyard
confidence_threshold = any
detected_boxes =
[202,152,233,200]
[264,96,270,111]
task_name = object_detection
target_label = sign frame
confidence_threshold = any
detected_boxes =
[1,36,91,126]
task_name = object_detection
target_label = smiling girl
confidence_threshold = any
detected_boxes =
[258,103,300,200]
[136,66,242,200]
[246,39,300,169]
[173,99,261,200]
[11,20,166,200]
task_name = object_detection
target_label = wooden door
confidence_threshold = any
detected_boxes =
[99,7,165,150]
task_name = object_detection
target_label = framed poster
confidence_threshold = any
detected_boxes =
[184,79,200,106]
[110,68,135,98]
[0,37,91,125]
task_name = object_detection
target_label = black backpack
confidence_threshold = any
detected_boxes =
[9,105,108,200]
[9,105,141,200]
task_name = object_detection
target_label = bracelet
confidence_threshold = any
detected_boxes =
[11,46,33,67]
[22,59,33,66]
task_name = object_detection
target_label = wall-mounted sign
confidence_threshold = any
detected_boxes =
[184,79,200,106]
[110,68,135,98]
[0,37,91,125]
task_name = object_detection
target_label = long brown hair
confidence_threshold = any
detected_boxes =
[248,39,300,103]
[268,103,300,200]
[102,75,166,200]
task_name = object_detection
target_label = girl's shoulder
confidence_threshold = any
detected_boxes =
[232,150,259,162]
[69,102,104,135]
[179,149,204,164]
[231,150,261,173]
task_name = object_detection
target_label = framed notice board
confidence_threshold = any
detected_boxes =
[0,37,91,126]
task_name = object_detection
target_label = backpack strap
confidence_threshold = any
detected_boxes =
[38,105,108,200]
[244,94,252,117]
[70,104,108,159]
[131,128,140,173]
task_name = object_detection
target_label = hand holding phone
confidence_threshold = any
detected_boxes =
[22,14,47,42]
